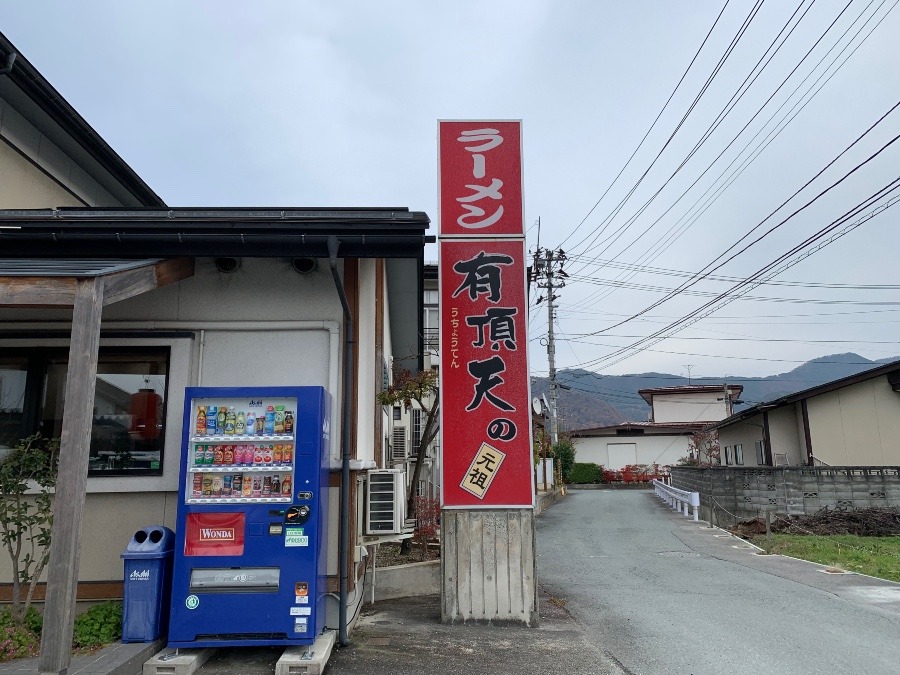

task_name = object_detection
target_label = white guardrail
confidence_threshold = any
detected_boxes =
[652,479,700,522]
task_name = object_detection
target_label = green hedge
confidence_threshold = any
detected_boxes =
[568,462,603,484]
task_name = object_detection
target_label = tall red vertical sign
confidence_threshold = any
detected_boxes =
[439,120,534,508]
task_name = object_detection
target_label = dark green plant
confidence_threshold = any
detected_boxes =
[0,623,40,661]
[550,440,576,481]
[0,607,43,635]
[568,462,603,484]
[72,601,122,648]
[0,434,60,625]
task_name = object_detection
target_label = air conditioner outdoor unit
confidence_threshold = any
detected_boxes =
[365,469,406,535]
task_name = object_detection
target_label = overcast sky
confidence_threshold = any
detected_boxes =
[5,1,900,379]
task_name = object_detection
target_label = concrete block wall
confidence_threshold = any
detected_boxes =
[670,466,900,526]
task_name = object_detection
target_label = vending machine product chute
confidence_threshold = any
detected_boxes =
[168,386,330,648]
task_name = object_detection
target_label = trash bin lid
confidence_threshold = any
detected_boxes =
[122,526,175,556]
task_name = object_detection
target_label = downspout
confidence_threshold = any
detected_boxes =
[327,236,353,647]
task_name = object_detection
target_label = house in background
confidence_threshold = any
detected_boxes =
[389,262,440,501]
[571,384,742,470]
[707,360,900,467]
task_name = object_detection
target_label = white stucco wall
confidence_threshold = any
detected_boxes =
[651,392,729,424]
[573,434,692,470]
[0,258,361,584]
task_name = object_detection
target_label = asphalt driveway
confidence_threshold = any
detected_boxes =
[536,489,900,675]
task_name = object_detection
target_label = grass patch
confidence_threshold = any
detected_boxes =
[751,534,900,582]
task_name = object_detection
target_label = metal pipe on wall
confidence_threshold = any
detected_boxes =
[327,236,354,647]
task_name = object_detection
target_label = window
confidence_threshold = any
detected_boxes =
[734,443,744,465]
[393,406,402,421]
[0,347,169,475]
[724,445,733,465]
[755,440,766,465]
[423,307,439,350]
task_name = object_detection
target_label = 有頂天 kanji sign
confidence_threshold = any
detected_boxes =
[439,120,533,508]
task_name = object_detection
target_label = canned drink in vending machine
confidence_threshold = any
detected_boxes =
[223,445,234,465]
[223,474,233,497]
[194,444,205,466]
[204,446,215,465]
[192,473,203,498]
[232,474,243,496]
[283,444,293,463]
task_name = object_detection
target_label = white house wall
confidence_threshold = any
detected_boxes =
[573,434,692,470]
[652,392,727,424]
[0,258,358,586]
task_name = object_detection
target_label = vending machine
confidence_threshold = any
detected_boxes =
[168,386,330,648]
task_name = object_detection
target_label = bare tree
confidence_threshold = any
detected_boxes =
[376,369,440,521]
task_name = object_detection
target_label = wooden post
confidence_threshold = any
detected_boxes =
[38,278,104,675]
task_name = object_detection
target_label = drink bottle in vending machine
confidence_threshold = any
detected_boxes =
[169,386,331,648]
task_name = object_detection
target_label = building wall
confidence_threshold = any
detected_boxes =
[573,434,691,470]
[0,258,363,587]
[0,139,83,207]
[717,420,762,466]
[767,405,802,466]
[806,376,900,465]
[0,95,121,206]
[652,392,727,424]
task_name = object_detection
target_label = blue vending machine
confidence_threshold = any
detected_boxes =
[168,386,330,647]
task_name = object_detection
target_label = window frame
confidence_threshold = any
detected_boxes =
[734,443,744,466]
[0,344,172,477]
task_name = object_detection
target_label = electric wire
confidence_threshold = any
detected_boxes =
[558,0,735,248]
[564,0,894,313]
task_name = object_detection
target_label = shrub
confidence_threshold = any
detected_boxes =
[568,462,603,484]
[0,434,60,625]
[550,440,576,481]
[0,607,42,636]
[72,601,122,648]
[0,624,39,661]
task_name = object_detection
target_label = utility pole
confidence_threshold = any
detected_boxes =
[533,247,567,447]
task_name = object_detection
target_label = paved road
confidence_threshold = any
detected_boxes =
[536,490,900,675]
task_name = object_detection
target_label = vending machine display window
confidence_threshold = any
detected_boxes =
[169,386,329,649]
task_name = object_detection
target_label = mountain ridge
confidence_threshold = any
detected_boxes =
[530,353,899,431]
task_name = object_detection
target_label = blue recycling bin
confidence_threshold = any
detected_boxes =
[121,526,175,643]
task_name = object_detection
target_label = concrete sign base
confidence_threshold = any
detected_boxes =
[441,509,538,626]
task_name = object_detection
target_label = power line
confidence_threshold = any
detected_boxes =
[579,181,900,371]
[577,110,900,338]
[558,0,735,249]
[565,0,851,267]
[564,0,895,312]
[563,0,767,254]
